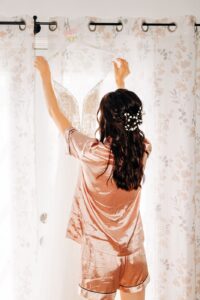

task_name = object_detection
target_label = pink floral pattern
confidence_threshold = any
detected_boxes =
[0,15,38,300]
[0,14,199,300]
[47,15,200,300]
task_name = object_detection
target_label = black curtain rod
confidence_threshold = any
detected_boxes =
[0,16,200,34]
[33,16,57,34]
[0,16,58,34]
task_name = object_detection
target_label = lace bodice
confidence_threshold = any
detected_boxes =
[53,77,107,137]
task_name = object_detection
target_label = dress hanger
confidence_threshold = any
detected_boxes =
[47,38,119,137]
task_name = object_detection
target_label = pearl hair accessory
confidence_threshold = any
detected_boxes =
[123,106,143,131]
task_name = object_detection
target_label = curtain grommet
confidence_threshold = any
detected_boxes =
[141,22,149,32]
[167,23,177,32]
[88,22,96,32]
[49,21,57,32]
[116,21,123,32]
[19,19,26,31]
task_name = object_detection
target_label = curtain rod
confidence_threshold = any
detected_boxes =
[0,15,200,34]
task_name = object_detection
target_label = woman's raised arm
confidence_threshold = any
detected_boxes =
[34,56,72,135]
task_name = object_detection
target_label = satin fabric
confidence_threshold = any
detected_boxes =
[78,241,150,300]
[64,126,152,257]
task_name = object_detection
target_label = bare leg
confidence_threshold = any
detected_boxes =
[120,288,145,300]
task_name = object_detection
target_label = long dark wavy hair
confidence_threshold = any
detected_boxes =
[95,88,148,191]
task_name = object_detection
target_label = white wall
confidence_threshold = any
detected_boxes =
[1,0,200,18]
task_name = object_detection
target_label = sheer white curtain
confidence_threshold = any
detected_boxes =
[0,15,38,300]
[0,14,200,300]
[42,15,200,300]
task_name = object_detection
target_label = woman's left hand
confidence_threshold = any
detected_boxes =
[34,56,51,81]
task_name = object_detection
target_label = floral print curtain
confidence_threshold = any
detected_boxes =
[0,15,38,300]
[0,14,199,300]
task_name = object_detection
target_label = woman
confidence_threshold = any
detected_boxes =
[34,56,152,300]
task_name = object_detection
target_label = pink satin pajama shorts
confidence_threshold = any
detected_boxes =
[78,242,150,300]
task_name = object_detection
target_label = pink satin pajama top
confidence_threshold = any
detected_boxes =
[64,126,152,256]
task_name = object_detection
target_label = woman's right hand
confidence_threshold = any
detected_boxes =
[112,58,130,88]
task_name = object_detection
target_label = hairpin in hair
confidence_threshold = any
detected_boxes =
[123,106,143,131]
